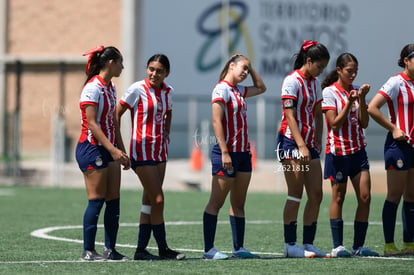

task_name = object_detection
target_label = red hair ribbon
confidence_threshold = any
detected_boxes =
[302,40,318,51]
[82,45,104,74]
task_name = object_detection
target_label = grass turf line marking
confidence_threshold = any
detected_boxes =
[29,220,409,260]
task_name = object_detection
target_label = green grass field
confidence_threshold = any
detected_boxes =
[0,186,412,274]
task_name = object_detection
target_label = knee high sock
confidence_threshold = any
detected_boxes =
[83,198,105,251]
[230,215,245,251]
[152,223,167,252]
[284,221,297,245]
[303,222,317,245]
[353,221,368,250]
[137,223,152,250]
[402,201,414,242]
[382,200,398,243]
[203,212,218,252]
[104,198,120,249]
[330,219,343,248]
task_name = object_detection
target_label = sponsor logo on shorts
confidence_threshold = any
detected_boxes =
[95,157,103,167]
[336,171,343,181]
[397,159,404,168]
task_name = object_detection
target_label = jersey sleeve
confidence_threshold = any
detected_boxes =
[281,75,299,100]
[80,84,99,106]
[379,76,399,101]
[322,86,337,111]
[120,83,140,109]
[212,84,229,104]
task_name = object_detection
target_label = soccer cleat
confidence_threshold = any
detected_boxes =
[232,247,260,259]
[159,248,186,260]
[81,250,106,261]
[384,243,402,256]
[102,247,129,261]
[284,243,315,258]
[134,249,160,260]
[331,246,351,257]
[352,247,379,257]
[203,247,229,260]
[401,242,414,255]
[303,244,331,258]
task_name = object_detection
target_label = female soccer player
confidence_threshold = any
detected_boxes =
[76,45,130,261]
[368,44,414,256]
[322,53,378,257]
[116,54,185,260]
[277,40,330,258]
[202,54,266,260]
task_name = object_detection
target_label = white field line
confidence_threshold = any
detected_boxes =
[0,220,410,264]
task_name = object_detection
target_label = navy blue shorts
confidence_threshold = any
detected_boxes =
[324,148,370,183]
[131,159,166,170]
[276,133,320,162]
[75,140,114,172]
[211,144,252,178]
[384,132,414,170]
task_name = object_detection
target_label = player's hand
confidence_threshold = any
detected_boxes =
[298,144,310,164]
[111,148,130,169]
[348,90,358,102]
[221,152,233,172]
[358,84,370,98]
[392,127,406,141]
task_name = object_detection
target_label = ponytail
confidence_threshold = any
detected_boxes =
[293,40,330,70]
[82,46,122,85]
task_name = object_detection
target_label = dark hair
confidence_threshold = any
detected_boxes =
[84,46,122,85]
[219,54,247,81]
[147,54,170,73]
[322,53,358,89]
[398,44,414,68]
[293,41,330,70]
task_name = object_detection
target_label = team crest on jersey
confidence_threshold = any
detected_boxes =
[95,157,103,167]
[397,159,404,168]
[155,113,163,124]
[351,104,356,112]
[336,171,343,181]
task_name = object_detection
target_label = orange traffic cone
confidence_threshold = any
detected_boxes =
[190,146,203,171]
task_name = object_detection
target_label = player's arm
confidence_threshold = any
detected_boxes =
[245,65,266,98]
[368,93,405,140]
[283,99,310,163]
[164,111,172,144]
[212,101,232,170]
[325,91,357,131]
[358,84,370,129]
[314,102,323,153]
[113,104,130,170]
[85,104,129,165]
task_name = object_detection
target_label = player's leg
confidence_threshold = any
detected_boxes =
[302,158,329,257]
[401,167,414,255]
[82,168,108,260]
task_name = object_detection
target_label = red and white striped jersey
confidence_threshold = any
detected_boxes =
[278,70,322,148]
[79,75,117,145]
[120,78,173,161]
[378,72,414,146]
[322,82,366,155]
[212,80,249,152]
